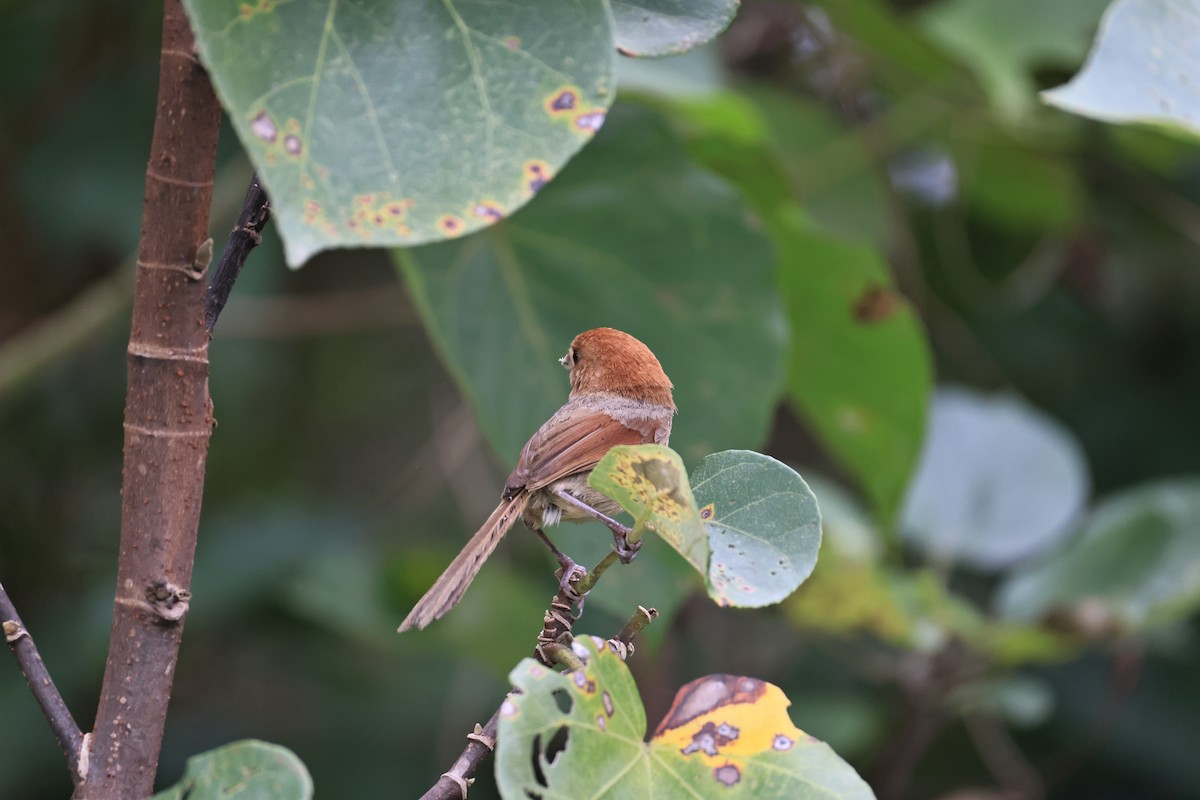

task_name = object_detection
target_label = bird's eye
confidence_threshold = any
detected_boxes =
[559,347,577,369]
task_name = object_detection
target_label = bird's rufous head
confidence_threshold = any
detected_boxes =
[559,327,675,410]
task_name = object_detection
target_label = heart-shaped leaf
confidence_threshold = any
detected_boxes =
[691,450,822,608]
[183,1,745,265]
[184,0,617,265]
[497,636,875,799]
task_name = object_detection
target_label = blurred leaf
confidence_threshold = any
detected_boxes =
[779,217,933,526]
[618,43,727,97]
[900,387,1090,570]
[787,548,915,646]
[691,450,822,608]
[612,0,738,57]
[397,103,787,468]
[921,0,1110,119]
[810,0,954,81]
[497,636,875,799]
[1044,0,1200,138]
[948,675,1055,727]
[803,474,882,562]
[998,479,1200,631]
[955,135,1083,232]
[589,444,709,573]
[151,740,312,800]
[748,89,893,247]
[789,529,1071,663]
[184,0,617,265]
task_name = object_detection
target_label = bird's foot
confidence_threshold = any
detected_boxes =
[555,559,588,607]
[613,530,642,564]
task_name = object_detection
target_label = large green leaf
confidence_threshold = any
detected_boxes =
[184,0,616,266]
[691,450,822,607]
[778,217,933,526]
[396,103,787,468]
[998,479,1200,631]
[183,1,743,266]
[900,387,1090,570]
[1042,0,1200,138]
[612,0,739,57]
[151,740,312,800]
[497,636,876,799]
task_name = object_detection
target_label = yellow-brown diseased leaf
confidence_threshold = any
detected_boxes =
[588,444,709,574]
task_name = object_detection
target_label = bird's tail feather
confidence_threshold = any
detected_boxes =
[398,493,528,632]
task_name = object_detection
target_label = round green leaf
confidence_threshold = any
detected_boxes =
[588,444,710,573]
[612,0,739,57]
[1043,0,1200,138]
[692,450,822,608]
[998,479,1200,631]
[151,740,312,800]
[183,0,616,265]
[497,636,875,799]
[396,103,787,468]
[900,387,1090,570]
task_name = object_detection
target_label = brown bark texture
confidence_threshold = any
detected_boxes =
[76,0,221,796]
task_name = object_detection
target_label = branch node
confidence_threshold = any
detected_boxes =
[77,732,91,781]
[145,580,191,623]
[438,771,470,799]
[188,237,213,281]
[4,618,27,643]
[465,723,496,751]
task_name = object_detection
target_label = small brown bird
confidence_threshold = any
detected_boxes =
[398,327,676,632]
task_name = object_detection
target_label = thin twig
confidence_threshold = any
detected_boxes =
[0,582,85,782]
[418,710,500,800]
[614,605,658,649]
[205,173,270,333]
[572,549,621,596]
[541,642,586,672]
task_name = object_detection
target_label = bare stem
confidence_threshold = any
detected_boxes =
[205,173,270,333]
[77,1,222,796]
[0,582,84,783]
[614,606,658,648]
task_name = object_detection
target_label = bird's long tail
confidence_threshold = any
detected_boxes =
[398,493,529,632]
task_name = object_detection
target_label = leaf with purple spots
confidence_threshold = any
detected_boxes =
[497,636,875,798]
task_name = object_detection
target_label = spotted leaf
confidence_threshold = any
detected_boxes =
[588,444,709,574]
[497,636,875,799]
[692,450,822,608]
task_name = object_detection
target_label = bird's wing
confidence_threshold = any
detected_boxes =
[503,405,651,497]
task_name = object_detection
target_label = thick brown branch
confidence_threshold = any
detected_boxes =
[205,173,270,333]
[76,0,222,797]
[0,582,85,783]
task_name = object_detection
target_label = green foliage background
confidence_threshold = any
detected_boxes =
[3,1,1200,798]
